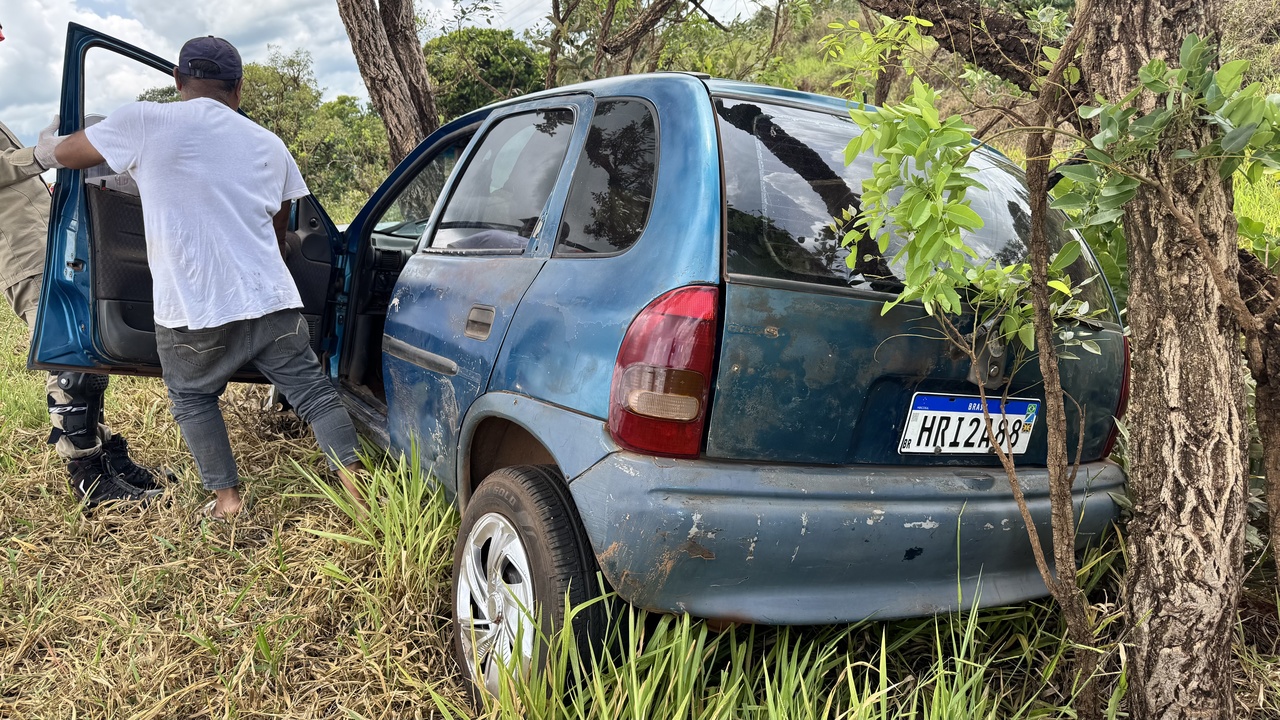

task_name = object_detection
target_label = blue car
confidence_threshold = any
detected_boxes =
[34,25,1127,695]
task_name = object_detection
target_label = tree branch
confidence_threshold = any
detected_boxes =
[688,0,728,30]
[859,0,1091,131]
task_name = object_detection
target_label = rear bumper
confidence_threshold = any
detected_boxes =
[569,453,1124,624]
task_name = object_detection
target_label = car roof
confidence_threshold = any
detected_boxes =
[472,72,859,114]
[460,72,1009,162]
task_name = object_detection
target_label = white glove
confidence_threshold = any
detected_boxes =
[34,115,65,170]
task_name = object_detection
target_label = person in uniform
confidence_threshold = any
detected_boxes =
[1,20,163,508]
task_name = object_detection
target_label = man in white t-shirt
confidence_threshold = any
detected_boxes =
[38,36,362,519]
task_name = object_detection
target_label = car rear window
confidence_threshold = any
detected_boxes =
[555,99,657,256]
[716,98,1115,318]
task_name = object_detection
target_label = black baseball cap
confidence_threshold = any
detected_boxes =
[177,36,242,80]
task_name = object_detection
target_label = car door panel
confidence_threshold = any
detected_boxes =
[30,23,342,378]
[384,254,546,487]
[382,98,591,494]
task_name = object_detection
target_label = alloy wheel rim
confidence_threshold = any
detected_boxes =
[456,512,537,696]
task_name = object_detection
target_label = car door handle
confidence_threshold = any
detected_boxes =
[384,335,458,376]
[465,305,496,341]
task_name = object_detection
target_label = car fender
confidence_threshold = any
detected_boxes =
[455,391,618,509]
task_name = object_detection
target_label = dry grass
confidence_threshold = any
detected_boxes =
[4,307,1280,718]
[0,311,472,719]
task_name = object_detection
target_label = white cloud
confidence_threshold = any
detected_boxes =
[0,0,172,142]
[0,0,459,145]
[1,0,753,146]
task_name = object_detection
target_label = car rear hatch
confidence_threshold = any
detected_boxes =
[704,96,1125,467]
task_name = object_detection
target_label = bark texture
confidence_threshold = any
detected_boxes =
[380,0,439,140]
[1237,250,1280,587]
[1081,4,1249,717]
[336,0,439,164]
[859,0,1043,92]
[1019,9,1102,713]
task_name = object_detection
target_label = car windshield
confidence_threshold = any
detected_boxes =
[717,98,1115,320]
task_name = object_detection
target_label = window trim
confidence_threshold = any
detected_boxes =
[425,105,580,255]
[550,96,661,260]
[353,122,481,254]
[714,95,876,291]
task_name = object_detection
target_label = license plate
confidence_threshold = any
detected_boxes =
[898,393,1039,455]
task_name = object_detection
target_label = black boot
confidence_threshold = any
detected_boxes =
[67,451,164,509]
[100,435,173,490]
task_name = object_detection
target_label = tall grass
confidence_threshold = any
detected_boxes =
[302,446,458,602]
[303,446,1137,718]
[0,318,49,477]
[4,302,1279,717]
[1236,175,1280,234]
[440,590,1111,719]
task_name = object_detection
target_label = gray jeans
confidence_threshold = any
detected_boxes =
[155,310,359,491]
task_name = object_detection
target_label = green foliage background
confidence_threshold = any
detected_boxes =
[424,27,547,123]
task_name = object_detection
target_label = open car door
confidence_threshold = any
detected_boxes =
[29,23,341,378]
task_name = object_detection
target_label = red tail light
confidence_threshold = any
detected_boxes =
[608,286,719,458]
[1102,336,1131,458]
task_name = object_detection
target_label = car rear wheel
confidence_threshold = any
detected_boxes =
[452,464,605,698]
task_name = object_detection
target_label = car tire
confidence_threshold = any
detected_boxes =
[452,464,606,699]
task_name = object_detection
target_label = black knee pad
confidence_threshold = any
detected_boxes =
[48,372,109,451]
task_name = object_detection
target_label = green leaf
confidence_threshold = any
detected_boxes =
[1042,45,1061,62]
[1050,240,1083,273]
[1216,59,1250,96]
[908,197,932,227]
[1247,160,1265,184]
[1139,58,1170,93]
[1083,148,1113,165]
[1221,123,1258,154]
[1018,323,1035,351]
[1048,279,1074,296]
[1179,33,1202,70]
[1239,216,1265,238]
[1050,192,1089,211]
[1079,105,1104,119]
[1173,149,1198,160]
[1081,339,1102,355]
[1055,163,1098,184]
[1096,188,1137,210]
[1129,108,1169,137]
[945,203,984,230]
[1086,208,1126,226]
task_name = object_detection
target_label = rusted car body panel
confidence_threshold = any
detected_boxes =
[572,452,1123,623]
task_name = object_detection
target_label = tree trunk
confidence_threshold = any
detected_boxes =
[545,0,580,89]
[1082,4,1249,717]
[1020,8,1104,711]
[601,0,680,55]
[1237,249,1280,586]
[380,0,439,137]
[336,0,438,164]
[858,0,1041,91]
[859,6,900,105]
[593,0,621,77]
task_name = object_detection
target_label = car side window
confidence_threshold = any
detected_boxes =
[554,99,657,256]
[369,132,474,250]
[431,108,576,251]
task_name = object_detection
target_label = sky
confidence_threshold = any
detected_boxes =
[0,0,754,147]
